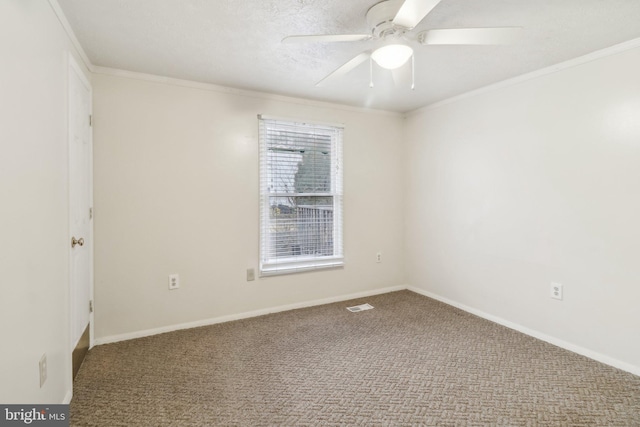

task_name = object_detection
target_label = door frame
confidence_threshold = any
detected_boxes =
[67,53,94,356]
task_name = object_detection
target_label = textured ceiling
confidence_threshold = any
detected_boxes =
[56,0,640,113]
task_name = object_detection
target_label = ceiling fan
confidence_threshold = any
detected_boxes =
[282,0,520,87]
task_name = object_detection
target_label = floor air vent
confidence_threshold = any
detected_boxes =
[346,303,374,312]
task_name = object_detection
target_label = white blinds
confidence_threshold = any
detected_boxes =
[259,116,344,275]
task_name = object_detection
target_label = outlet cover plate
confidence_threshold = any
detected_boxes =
[169,274,180,290]
[551,282,563,300]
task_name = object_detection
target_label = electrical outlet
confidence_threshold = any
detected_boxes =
[247,268,255,281]
[376,252,382,263]
[550,282,563,300]
[168,274,180,290]
[39,353,47,388]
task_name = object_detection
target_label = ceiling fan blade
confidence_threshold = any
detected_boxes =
[315,52,371,87]
[282,34,372,43]
[393,0,442,29]
[419,27,522,45]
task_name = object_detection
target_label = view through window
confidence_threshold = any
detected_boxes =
[259,116,344,275]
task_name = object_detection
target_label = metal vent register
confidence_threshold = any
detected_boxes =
[346,303,374,312]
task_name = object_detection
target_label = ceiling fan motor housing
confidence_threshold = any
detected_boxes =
[366,0,406,38]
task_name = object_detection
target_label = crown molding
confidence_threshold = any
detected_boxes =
[406,37,640,117]
[47,0,94,72]
[44,0,640,120]
[91,66,401,117]
[49,0,399,117]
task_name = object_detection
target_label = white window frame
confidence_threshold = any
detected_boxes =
[259,115,344,276]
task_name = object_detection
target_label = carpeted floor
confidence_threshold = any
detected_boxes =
[71,291,640,426]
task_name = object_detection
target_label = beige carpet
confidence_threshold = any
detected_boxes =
[71,291,640,426]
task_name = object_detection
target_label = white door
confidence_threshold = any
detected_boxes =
[69,57,93,350]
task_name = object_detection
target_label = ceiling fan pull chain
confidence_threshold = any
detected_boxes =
[411,54,415,90]
[369,57,374,88]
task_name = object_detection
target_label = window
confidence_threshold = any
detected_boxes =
[259,116,344,275]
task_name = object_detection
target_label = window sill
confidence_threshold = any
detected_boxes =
[260,259,344,277]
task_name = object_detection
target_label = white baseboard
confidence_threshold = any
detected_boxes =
[94,285,406,346]
[407,286,640,377]
[92,283,639,377]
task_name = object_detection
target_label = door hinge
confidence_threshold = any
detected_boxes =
[89,115,92,126]
[89,207,93,220]
[89,300,94,313]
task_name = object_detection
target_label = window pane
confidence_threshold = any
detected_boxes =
[266,131,332,195]
[268,196,334,258]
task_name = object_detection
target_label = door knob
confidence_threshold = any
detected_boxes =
[71,237,85,248]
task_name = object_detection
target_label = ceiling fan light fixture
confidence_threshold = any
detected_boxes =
[371,44,413,70]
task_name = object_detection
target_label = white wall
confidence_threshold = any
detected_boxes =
[0,0,90,403]
[92,73,406,341]
[5,2,637,407]
[405,46,640,371]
